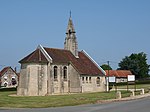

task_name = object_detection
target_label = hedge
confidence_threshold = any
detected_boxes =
[0,87,17,92]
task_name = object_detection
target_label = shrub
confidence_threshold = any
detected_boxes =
[0,87,17,92]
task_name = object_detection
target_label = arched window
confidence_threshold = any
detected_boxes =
[54,66,58,81]
[96,77,100,86]
[89,77,91,83]
[63,66,67,81]
[86,77,88,83]
[82,77,84,83]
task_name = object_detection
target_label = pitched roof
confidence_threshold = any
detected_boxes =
[45,48,104,75]
[0,66,18,77]
[19,47,104,75]
[19,49,48,63]
[0,67,10,76]
[105,70,132,78]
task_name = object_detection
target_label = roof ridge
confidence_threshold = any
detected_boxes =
[37,45,52,62]
[44,47,71,51]
[39,49,41,62]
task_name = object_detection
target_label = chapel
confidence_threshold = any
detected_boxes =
[17,16,106,96]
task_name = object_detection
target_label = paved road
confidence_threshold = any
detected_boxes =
[0,97,150,112]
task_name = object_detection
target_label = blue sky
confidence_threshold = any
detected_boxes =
[0,0,150,70]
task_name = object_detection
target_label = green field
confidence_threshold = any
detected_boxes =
[0,84,149,108]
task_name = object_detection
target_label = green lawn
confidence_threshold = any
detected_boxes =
[0,91,117,108]
[0,83,149,108]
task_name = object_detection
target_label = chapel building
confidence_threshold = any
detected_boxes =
[17,16,106,96]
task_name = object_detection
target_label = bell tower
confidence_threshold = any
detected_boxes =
[64,13,78,58]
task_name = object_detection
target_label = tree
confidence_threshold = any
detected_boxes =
[101,64,112,70]
[118,52,150,79]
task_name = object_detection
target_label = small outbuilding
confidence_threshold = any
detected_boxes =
[105,70,133,83]
[0,66,18,87]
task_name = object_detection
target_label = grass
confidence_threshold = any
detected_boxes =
[120,91,132,98]
[116,83,150,93]
[112,83,150,96]
[117,84,150,89]
[0,83,149,108]
[0,90,117,108]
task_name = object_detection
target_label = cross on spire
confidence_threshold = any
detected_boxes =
[70,10,72,18]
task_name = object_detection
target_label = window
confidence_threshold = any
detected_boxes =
[4,76,7,80]
[89,77,91,83]
[96,77,100,86]
[12,78,17,85]
[86,77,88,83]
[63,66,67,81]
[82,77,84,83]
[4,82,8,87]
[54,66,58,81]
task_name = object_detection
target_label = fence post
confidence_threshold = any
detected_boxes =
[116,91,122,99]
[130,90,135,97]
[140,88,145,95]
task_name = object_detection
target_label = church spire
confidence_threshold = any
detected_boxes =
[64,13,78,58]
[66,13,76,35]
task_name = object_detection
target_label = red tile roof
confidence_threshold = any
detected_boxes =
[105,70,132,77]
[44,48,71,64]
[19,49,48,63]
[19,47,104,75]
[0,67,10,76]
[0,66,18,77]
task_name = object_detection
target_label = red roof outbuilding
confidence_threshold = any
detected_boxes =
[105,70,132,78]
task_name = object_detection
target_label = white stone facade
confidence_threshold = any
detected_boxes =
[17,63,106,96]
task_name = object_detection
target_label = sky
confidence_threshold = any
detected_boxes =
[0,0,150,71]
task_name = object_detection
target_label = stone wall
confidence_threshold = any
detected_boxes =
[17,63,48,96]
[81,75,106,92]
[17,63,106,96]
[68,64,81,93]
[51,64,69,94]
[17,64,28,96]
